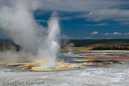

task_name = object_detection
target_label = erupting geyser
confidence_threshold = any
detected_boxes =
[38,12,60,66]
[46,12,60,65]
[0,0,60,67]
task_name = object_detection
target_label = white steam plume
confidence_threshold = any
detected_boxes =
[0,0,60,65]
[0,0,43,54]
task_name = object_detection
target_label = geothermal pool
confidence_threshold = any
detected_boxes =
[0,53,129,86]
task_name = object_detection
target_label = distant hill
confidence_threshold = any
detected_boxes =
[68,39,129,47]
[1,39,129,51]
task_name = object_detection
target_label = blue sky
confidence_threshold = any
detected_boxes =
[1,0,129,39]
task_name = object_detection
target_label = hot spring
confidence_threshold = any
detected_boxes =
[0,0,129,72]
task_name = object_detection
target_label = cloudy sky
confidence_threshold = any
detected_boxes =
[0,0,129,39]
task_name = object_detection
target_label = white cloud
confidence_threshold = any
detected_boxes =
[36,0,129,22]
[41,0,129,12]
[78,9,129,22]
[104,32,121,35]
[113,32,121,35]
[91,31,98,35]
[79,22,110,26]
[1,0,129,22]
[46,1,129,22]
[23,0,129,22]
[124,33,129,35]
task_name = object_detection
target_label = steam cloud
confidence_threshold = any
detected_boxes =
[0,0,60,65]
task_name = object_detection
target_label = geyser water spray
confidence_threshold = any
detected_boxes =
[38,12,60,66]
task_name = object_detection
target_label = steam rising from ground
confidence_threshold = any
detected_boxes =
[62,39,74,54]
[66,43,74,54]
[0,0,60,66]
